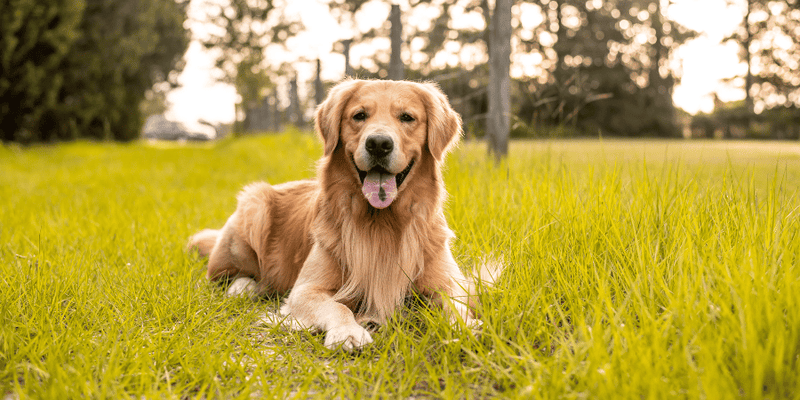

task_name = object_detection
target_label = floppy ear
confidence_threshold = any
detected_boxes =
[418,82,463,162]
[315,79,364,156]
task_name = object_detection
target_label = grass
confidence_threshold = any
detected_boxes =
[1,134,799,399]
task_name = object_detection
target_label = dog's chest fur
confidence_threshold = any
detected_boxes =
[310,146,450,323]
[311,191,434,323]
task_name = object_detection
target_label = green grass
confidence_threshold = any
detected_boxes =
[1,135,799,399]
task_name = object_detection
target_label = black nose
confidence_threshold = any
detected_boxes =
[365,134,394,158]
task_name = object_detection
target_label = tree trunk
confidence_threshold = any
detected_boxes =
[342,39,354,77]
[268,92,280,133]
[481,0,492,54]
[743,0,753,131]
[554,0,567,80]
[288,77,303,128]
[487,0,511,160]
[649,0,677,137]
[315,59,325,107]
[388,4,404,81]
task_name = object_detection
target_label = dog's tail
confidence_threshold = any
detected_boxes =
[450,255,505,320]
[186,229,220,257]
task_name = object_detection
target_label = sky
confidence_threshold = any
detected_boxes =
[165,0,748,125]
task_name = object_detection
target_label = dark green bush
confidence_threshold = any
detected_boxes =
[1,0,189,143]
[0,0,85,142]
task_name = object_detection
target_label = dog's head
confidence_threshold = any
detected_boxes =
[315,79,462,209]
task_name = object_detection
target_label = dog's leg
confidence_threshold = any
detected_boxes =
[205,211,265,298]
[419,250,482,330]
[281,244,373,351]
[440,271,483,330]
[227,276,260,298]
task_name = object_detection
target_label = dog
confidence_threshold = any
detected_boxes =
[188,79,481,351]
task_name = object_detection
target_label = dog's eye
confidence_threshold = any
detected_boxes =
[399,113,415,123]
[353,111,367,121]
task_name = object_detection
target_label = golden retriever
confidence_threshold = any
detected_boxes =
[188,79,480,351]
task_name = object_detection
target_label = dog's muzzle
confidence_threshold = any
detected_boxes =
[353,145,414,210]
[365,134,394,158]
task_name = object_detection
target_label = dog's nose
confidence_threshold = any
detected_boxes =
[365,134,394,158]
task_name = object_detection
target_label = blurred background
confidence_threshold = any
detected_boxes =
[1,0,798,146]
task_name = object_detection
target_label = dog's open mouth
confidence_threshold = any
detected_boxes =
[354,158,414,209]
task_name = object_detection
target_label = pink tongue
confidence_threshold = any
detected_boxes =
[362,171,398,209]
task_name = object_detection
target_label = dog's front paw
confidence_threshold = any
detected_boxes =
[447,312,483,331]
[464,317,483,331]
[324,324,373,352]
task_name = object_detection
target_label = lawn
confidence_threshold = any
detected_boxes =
[1,134,799,399]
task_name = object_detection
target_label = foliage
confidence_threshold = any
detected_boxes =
[723,0,800,112]
[0,0,189,143]
[690,102,800,139]
[326,0,391,76]
[326,0,696,137]
[57,0,190,141]
[200,0,302,130]
[139,88,170,118]
[520,0,696,137]
[487,0,512,158]
[0,0,85,142]
[2,136,799,397]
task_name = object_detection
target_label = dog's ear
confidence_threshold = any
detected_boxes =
[418,82,463,162]
[315,79,363,156]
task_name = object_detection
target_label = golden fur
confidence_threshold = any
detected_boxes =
[188,79,479,351]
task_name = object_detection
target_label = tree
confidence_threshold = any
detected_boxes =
[487,0,511,159]
[723,0,757,129]
[388,4,404,80]
[724,0,800,117]
[327,0,417,78]
[517,0,695,137]
[201,0,301,132]
[757,0,800,109]
[64,0,190,141]
[393,0,492,74]
[328,0,695,138]
[0,0,85,142]
[645,0,680,136]
[1,0,189,143]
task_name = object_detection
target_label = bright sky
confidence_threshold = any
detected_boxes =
[166,0,747,124]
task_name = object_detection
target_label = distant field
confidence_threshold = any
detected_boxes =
[1,135,798,398]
